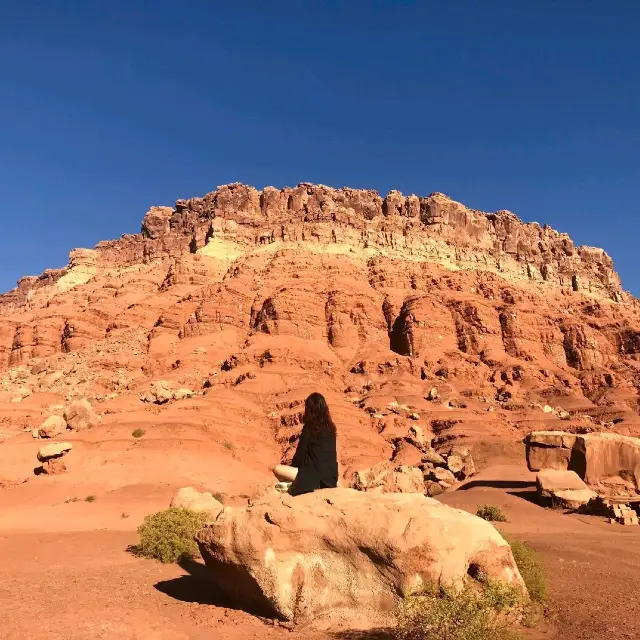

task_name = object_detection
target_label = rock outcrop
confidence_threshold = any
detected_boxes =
[196,488,525,628]
[536,469,597,509]
[526,431,640,496]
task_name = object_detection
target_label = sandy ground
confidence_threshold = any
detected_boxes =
[2,465,640,640]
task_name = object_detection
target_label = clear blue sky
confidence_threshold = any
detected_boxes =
[1,1,639,294]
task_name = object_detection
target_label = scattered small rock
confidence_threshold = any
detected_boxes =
[171,487,224,516]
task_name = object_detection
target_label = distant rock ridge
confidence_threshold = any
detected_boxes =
[0,183,625,311]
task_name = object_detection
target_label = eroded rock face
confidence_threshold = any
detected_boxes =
[0,182,639,494]
[526,431,640,495]
[196,488,525,627]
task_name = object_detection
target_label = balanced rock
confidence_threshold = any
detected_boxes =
[170,487,224,517]
[38,415,67,439]
[196,488,526,627]
[37,442,72,462]
[536,469,597,509]
[64,399,98,431]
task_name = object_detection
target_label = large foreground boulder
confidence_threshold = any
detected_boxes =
[196,488,525,628]
[525,431,640,494]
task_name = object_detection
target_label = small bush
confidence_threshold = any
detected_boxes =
[85,495,97,503]
[223,440,235,451]
[133,507,208,564]
[396,582,521,640]
[132,428,146,438]
[477,505,508,522]
[65,497,79,504]
[506,538,548,604]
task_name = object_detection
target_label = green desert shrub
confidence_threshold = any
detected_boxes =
[476,505,508,522]
[396,582,522,640]
[506,538,548,604]
[133,507,208,564]
[85,495,97,503]
[132,428,146,438]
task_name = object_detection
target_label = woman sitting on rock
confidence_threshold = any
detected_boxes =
[272,392,339,496]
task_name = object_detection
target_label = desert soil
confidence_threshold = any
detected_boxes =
[2,464,639,640]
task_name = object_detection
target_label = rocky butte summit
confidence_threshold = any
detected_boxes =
[0,183,625,316]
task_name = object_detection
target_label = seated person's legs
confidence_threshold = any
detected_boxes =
[272,464,298,482]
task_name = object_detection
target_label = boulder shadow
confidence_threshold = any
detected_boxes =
[154,558,276,617]
[507,489,543,506]
[458,480,536,491]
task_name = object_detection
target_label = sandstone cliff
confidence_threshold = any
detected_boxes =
[0,183,639,493]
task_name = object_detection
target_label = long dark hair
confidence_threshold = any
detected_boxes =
[304,392,337,438]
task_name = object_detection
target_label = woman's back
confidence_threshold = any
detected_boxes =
[289,393,339,496]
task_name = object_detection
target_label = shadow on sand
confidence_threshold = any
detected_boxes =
[155,559,397,637]
[458,479,536,491]
[154,558,272,617]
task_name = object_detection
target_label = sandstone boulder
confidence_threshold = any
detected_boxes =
[38,415,67,439]
[196,488,526,627]
[350,462,424,493]
[525,431,640,494]
[536,469,597,509]
[64,399,98,431]
[172,388,195,401]
[407,424,427,448]
[170,487,224,517]
[142,380,173,404]
[421,449,446,466]
[429,467,456,485]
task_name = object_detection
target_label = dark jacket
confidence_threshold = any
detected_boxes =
[289,424,338,496]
